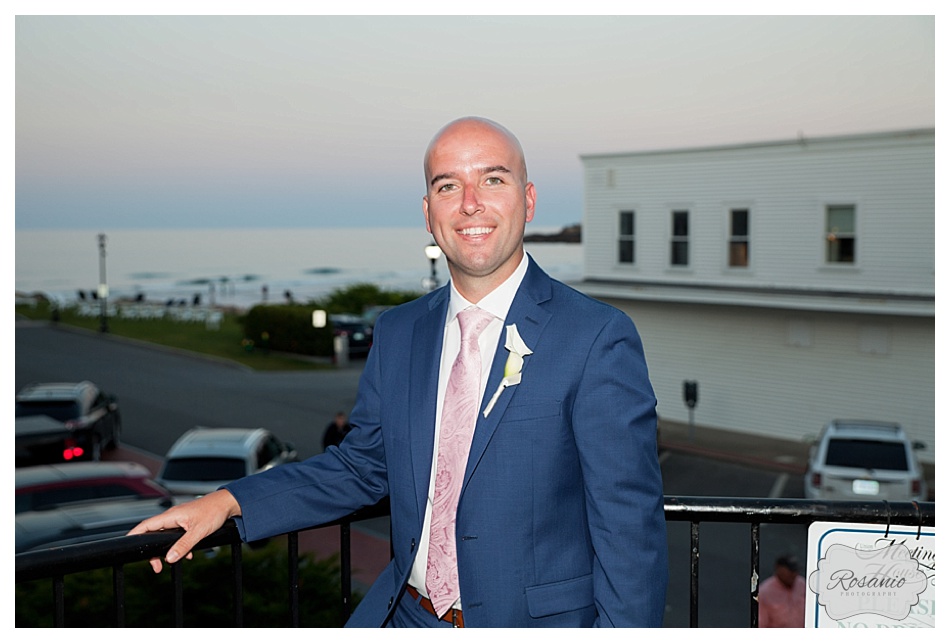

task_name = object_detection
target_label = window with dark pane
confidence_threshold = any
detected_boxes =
[671,210,689,266]
[618,210,635,264]
[729,208,749,267]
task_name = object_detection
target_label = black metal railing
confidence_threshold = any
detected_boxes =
[16,497,934,628]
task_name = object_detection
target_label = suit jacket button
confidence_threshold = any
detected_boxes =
[410,538,416,551]
[388,596,393,608]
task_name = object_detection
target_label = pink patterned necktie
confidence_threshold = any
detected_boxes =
[426,306,495,617]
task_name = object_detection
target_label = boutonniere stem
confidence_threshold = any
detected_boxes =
[482,323,532,417]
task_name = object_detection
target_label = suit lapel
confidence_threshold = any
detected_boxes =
[462,258,553,492]
[408,288,449,522]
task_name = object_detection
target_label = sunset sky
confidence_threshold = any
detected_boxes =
[14,9,936,230]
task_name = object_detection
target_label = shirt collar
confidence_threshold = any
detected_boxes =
[446,252,529,325]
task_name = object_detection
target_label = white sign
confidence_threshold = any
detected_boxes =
[806,521,935,628]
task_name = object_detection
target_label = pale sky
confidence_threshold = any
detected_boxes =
[14,9,936,230]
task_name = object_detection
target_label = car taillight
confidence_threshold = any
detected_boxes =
[912,479,921,496]
[811,472,822,488]
[62,439,84,461]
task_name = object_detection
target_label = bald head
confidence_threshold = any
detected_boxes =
[420,116,536,302]
[424,117,528,187]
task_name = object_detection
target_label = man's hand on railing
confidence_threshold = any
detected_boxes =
[127,489,242,573]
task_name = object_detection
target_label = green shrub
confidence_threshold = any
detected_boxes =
[241,284,421,357]
[242,305,335,356]
[15,541,361,627]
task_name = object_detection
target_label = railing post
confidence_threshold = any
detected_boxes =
[690,521,700,628]
[341,520,353,623]
[113,564,125,627]
[232,542,244,627]
[750,522,760,628]
[53,576,64,627]
[288,532,299,627]
[171,562,183,627]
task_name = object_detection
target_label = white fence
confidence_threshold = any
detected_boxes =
[69,302,223,329]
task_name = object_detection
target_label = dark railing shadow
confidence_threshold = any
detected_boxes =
[16,497,934,627]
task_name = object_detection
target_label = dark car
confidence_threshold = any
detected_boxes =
[16,461,172,514]
[16,495,175,554]
[16,381,122,464]
[330,314,373,357]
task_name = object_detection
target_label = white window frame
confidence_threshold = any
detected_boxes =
[824,203,857,265]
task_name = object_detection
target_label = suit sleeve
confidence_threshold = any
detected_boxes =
[571,311,668,626]
[225,338,390,542]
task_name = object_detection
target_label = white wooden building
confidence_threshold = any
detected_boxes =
[578,129,934,462]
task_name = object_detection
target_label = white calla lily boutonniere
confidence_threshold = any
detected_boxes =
[482,324,533,417]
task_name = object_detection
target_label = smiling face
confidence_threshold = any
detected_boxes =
[422,118,536,302]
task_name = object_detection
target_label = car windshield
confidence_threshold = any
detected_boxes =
[161,457,247,482]
[825,438,909,471]
[16,401,81,422]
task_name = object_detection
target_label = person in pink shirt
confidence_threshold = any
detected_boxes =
[758,555,806,627]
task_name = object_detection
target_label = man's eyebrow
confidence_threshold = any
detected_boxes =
[429,166,512,187]
[429,172,457,186]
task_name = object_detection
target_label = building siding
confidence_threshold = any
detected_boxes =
[582,130,934,295]
[579,130,934,461]
[610,299,934,463]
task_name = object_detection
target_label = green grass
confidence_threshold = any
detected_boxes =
[16,301,329,372]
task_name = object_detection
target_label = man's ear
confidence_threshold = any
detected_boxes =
[423,195,432,233]
[524,182,536,223]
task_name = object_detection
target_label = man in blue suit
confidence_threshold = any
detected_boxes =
[131,117,668,627]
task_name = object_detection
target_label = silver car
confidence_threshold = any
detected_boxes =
[804,420,927,502]
[156,427,297,496]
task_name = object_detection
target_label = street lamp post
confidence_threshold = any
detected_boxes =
[423,243,443,291]
[97,233,109,333]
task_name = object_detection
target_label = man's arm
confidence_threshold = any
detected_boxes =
[571,310,668,626]
[127,489,242,573]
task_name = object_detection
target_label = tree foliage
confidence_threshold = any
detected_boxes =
[314,282,421,315]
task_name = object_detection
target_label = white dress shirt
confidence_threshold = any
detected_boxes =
[408,252,530,599]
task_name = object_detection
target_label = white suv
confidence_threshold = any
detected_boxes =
[804,420,927,502]
[156,427,297,496]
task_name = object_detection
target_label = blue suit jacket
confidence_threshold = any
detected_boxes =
[227,258,668,627]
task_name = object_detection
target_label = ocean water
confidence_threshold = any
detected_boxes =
[15,227,583,310]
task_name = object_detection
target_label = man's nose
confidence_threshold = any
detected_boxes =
[460,185,483,216]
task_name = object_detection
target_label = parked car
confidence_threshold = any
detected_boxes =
[16,461,171,514]
[330,314,373,356]
[156,427,298,496]
[15,381,122,464]
[16,495,175,554]
[804,420,928,501]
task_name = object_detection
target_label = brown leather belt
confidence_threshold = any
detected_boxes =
[406,585,465,627]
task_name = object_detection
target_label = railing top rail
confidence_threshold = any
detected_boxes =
[16,498,392,583]
[664,496,935,525]
[16,496,934,583]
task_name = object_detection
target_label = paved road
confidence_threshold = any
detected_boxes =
[16,319,808,627]
[15,320,364,460]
